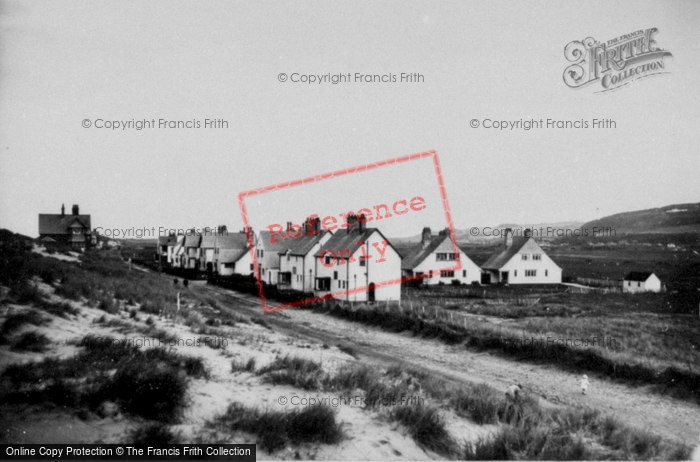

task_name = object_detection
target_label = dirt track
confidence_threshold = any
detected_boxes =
[197,282,700,446]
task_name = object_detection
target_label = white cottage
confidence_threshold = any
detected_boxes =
[183,233,201,270]
[622,272,661,293]
[482,228,562,284]
[401,227,482,285]
[313,215,401,302]
[214,232,253,277]
[277,217,332,293]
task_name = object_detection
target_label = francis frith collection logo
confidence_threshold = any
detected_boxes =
[563,28,672,92]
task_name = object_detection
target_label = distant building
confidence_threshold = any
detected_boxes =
[401,227,482,285]
[214,232,253,277]
[157,234,178,266]
[622,272,661,293]
[481,228,562,284]
[313,215,401,302]
[277,217,332,293]
[38,204,95,249]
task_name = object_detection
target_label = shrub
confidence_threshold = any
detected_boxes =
[11,331,51,352]
[391,405,456,455]
[1,310,47,342]
[258,356,324,390]
[10,280,45,304]
[129,423,182,445]
[212,403,343,453]
[451,383,501,425]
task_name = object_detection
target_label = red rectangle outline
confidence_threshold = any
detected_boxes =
[237,149,461,313]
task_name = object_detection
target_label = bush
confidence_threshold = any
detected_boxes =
[129,423,182,445]
[212,403,343,453]
[391,405,456,455]
[258,356,324,390]
[11,331,51,352]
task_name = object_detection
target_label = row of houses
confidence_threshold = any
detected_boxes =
[157,215,563,302]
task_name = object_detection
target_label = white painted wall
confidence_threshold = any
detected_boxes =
[498,239,562,284]
[623,274,661,293]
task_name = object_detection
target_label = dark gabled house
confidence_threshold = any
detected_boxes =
[38,204,94,249]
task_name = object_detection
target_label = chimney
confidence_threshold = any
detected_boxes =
[504,228,513,250]
[524,228,532,238]
[61,204,65,216]
[346,214,359,234]
[304,215,321,235]
[72,204,79,215]
[422,227,432,248]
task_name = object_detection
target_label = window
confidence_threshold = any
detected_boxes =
[279,272,291,284]
[287,254,290,262]
[359,257,366,266]
[638,282,640,287]
[462,270,467,277]
[522,254,529,260]
[533,254,541,261]
[514,270,517,277]
[250,264,254,271]
[545,270,548,277]
[333,271,338,280]
[260,250,264,258]
[436,253,457,261]
[292,266,297,275]
[325,255,332,265]
[441,270,454,278]
[316,278,331,291]
[428,270,433,278]
[525,270,536,277]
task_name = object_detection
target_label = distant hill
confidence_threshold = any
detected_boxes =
[581,203,700,235]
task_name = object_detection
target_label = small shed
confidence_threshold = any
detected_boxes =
[622,272,662,293]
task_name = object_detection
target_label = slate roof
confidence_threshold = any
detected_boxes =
[200,234,218,248]
[39,214,91,235]
[219,248,249,264]
[281,231,329,256]
[623,271,655,282]
[216,233,250,250]
[313,227,397,257]
[401,234,456,270]
[481,237,531,270]
[158,235,179,246]
[184,234,201,248]
[258,230,296,253]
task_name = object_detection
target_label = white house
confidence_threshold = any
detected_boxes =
[481,228,562,284]
[277,217,332,293]
[313,215,401,302]
[622,272,662,293]
[214,232,254,277]
[169,235,185,267]
[401,227,482,285]
[257,226,295,285]
[199,233,217,274]
[183,233,201,269]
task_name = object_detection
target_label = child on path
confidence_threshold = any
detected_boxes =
[580,374,590,395]
[505,383,523,402]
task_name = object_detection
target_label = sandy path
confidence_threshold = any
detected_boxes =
[198,283,700,446]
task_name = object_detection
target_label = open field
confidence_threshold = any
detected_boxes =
[1,230,698,459]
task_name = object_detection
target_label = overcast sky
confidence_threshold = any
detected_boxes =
[1,1,698,239]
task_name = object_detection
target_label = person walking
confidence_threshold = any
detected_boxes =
[580,374,590,395]
[505,383,523,402]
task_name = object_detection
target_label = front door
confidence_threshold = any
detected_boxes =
[368,282,376,303]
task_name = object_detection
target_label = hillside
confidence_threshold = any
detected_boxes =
[581,202,700,235]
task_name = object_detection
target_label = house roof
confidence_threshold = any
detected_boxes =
[313,227,396,258]
[219,248,249,264]
[39,214,91,235]
[216,233,250,250]
[200,234,218,248]
[481,237,531,270]
[623,271,655,282]
[184,234,201,248]
[158,235,179,246]
[401,234,456,270]
[281,231,329,256]
[258,230,296,253]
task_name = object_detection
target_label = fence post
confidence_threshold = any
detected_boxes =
[177,292,180,311]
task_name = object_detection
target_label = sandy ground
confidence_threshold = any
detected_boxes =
[201,283,700,448]
[0,278,493,460]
